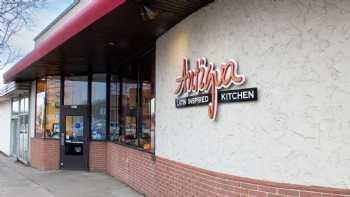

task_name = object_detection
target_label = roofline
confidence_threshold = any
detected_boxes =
[33,0,80,42]
[4,0,126,82]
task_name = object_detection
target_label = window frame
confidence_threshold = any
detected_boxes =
[34,76,61,139]
[34,78,47,138]
[90,73,108,141]
[109,47,155,153]
[32,48,155,154]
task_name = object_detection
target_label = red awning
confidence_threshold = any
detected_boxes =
[4,0,126,82]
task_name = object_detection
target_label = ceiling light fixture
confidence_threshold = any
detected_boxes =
[140,5,159,22]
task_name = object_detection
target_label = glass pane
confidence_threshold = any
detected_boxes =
[18,114,29,161]
[19,97,29,113]
[35,79,46,138]
[20,98,25,113]
[91,74,107,140]
[121,80,138,146]
[109,50,155,152]
[139,51,155,152]
[65,116,84,142]
[110,75,120,142]
[140,83,155,151]
[19,114,28,132]
[65,116,84,155]
[45,76,61,139]
[64,76,88,105]
[24,97,29,113]
[12,98,19,115]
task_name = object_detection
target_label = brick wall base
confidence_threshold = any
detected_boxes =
[29,139,350,196]
[106,142,350,197]
[30,138,60,170]
[89,141,107,172]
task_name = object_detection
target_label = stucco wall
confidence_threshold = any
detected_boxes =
[0,100,12,155]
[156,0,350,189]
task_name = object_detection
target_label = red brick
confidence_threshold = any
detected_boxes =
[31,138,59,170]
[268,193,287,197]
[89,141,107,172]
[249,190,267,197]
[300,191,322,197]
[259,185,277,193]
[278,188,300,196]
[30,139,350,197]
[322,194,348,197]
[241,182,258,190]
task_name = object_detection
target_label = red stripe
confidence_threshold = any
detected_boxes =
[4,0,126,81]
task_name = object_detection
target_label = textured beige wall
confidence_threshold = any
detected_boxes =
[156,0,350,189]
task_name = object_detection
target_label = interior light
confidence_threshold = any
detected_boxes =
[140,5,159,21]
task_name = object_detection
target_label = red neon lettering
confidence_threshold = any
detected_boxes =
[175,57,246,120]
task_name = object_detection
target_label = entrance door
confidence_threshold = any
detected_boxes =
[60,106,89,170]
[17,114,29,163]
[11,96,29,164]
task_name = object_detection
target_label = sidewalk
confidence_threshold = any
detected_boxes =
[0,154,143,197]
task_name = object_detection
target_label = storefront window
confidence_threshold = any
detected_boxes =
[32,49,155,152]
[110,50,155,153]
[110,75,120,141]
[35,79,46,138]
[139,52,155,152]
[64,76,88,105]
[91,74,107,140]
[35,76,61,139]
[121,80,138,146]
[44,76,61,139]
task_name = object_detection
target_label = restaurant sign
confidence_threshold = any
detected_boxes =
[175,57,257,120]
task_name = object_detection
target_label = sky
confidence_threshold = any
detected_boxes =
[2,0,73,73]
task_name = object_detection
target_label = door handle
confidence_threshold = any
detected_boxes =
[61,133,65,146]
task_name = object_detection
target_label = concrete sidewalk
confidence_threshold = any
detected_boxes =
[0,154,143,197]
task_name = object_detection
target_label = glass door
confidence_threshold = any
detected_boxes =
[18,114,29,163]
[60,75,89,170]
[60,106,89,170]
[10,118,18,157]
[11,96,29,163]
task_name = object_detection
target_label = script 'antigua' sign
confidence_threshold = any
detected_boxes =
[175,57,258,120]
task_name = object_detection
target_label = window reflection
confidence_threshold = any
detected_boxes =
[139,51,155,152]
[65,116,84,142]
[65,115,84,155]
[91,74,107,140]
[121,80,138,146]
[32,49,155,153]
[110,75,120,141]
[45,76,60,139]
[64,76,88,105]
[109,50,155,153]
[12,98,19,115]
[140,82,155,151]
[35,77,61,139]
[35,79,46,138]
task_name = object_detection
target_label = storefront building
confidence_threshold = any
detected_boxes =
[3,0,350,196]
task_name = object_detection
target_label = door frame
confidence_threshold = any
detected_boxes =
[60,105,90,170]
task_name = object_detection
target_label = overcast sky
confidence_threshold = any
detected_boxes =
[3,0,73,72]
